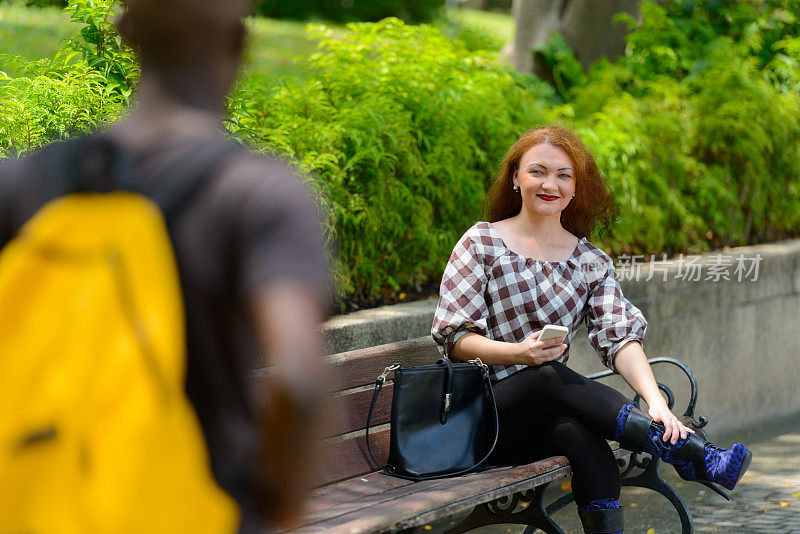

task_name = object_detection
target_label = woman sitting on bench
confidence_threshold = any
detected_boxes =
[431,125,751,534]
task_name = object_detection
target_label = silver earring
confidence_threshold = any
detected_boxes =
[513,185,520,193]
[571,194,575,198]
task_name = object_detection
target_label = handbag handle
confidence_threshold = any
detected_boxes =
[364,359,500,481]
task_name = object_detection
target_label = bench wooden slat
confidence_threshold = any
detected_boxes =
[322,384,393,438]
[294,448,627,533]
[302,472,456,529]
[250,337,438,395]
[304,461,569,531]
[315,428,390,487]
[307,470,415,514]
[324,336,440,391]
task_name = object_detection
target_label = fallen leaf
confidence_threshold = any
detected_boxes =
[630,502,638,508]
[647,529,656,534]
[560,481,572,491]
[424,526,432,531]
[780,501,789,507]
[791,492,800,498]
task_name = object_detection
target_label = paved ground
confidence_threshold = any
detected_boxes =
[479,412,800,533]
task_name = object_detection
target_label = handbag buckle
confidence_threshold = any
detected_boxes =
[468,358,489,376]
[378,363,400,383]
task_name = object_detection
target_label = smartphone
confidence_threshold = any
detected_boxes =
[537,324,569,346]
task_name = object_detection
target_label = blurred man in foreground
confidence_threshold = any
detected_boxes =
[0,0,328,531]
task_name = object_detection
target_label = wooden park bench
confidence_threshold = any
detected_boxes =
[284,336,723,533]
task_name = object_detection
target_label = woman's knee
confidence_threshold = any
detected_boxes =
[549,415,611,457]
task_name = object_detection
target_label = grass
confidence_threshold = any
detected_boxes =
[0,3,345,79]
[242,17,347,80]
[0,3,80,66]
[0,3,514,80]
[444,7,514,46]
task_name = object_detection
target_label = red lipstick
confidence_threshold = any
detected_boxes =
[537,194,559,201]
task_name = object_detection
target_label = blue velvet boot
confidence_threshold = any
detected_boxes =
[577,498,623,533]
[613,404,752,491]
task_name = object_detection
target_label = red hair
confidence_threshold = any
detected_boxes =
[485,125,618,239]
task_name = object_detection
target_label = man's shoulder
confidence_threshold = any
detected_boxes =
[0,145,56,210]
[216,147,306,188]
[0,150,40,185]
[0,148,52,246]
[209,147,316,211]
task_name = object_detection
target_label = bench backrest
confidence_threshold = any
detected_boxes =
[315,336,442,486]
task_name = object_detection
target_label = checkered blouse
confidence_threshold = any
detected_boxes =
[431,221,647,382]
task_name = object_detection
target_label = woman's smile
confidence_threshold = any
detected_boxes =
[537,194,560,201]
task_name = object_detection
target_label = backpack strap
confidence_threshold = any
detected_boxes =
[35,136,137,200]
[34,135,238,219]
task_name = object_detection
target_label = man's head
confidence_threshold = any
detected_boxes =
[117,0,254,111]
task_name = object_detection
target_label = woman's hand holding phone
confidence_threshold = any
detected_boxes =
[516,326,568,366]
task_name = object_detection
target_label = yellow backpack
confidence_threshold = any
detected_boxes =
[0,139,239,533]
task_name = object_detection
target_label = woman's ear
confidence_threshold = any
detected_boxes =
[512,169,519,188]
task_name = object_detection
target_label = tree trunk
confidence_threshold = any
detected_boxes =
[559,0,640,70]
[510,0,640,75]
[510,0,565,73]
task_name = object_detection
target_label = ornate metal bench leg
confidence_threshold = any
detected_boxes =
[621,456,694,534]
[445,483,565,534]
[521,484,566,534]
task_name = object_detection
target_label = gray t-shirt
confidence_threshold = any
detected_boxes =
[0,134,329,525]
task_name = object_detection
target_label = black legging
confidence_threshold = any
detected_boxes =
[488,361,632,507]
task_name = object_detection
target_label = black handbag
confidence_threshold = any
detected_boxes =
[366,357,499,480]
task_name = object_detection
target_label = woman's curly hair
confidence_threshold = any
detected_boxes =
[485,125,619,239]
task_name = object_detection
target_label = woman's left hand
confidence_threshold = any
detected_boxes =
[648,402,696,444]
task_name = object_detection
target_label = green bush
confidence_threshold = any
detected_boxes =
[227,19,556,299]
[0,0,134,157]
[0,57,126,157]
[62,0,138,99]
[256,0,444,24]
